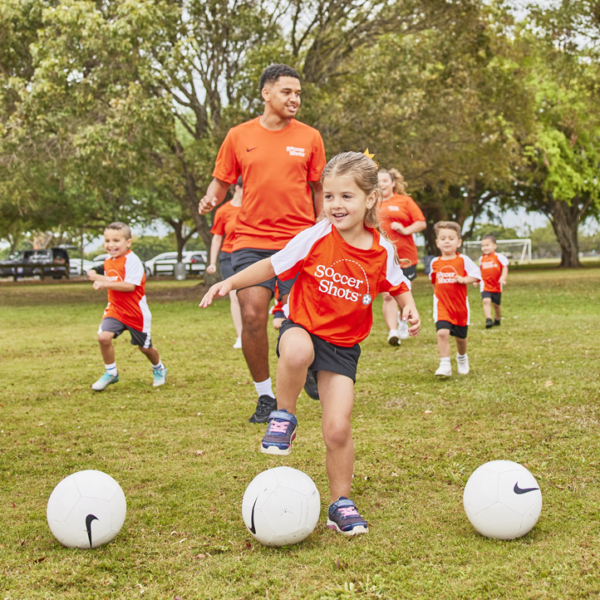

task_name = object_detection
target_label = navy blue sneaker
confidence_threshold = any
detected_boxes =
[304,370,319,400]
[261,409,298,456]
[327,497,368,536]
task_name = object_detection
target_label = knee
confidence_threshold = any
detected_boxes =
[323,423,352,450]
[240,304,268,330]
[280,344,313,370]
[98,333,113,346]
[382,293,394,304]
[437,329,450,340]
[482,298,491,306]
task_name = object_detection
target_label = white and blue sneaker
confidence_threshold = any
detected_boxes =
[327,497,369,536]
[261,410,298,455]
[153,366,167,387]
[398,316,410,340]
[92,371,119,392]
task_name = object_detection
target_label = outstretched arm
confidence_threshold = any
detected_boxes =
[394,291,421,337]
[200,258,276,307]
[455,275,479,285]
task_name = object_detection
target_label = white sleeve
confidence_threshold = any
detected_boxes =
[497,253,509,267]
[124,253,144,286]
[462,255,481,280]
[380,237,411,290]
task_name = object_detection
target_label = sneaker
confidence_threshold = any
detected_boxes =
[249,395,277,424]
[233,337,242,349]
[494,319,501,327]
[398,317,409,340]
[387,329,400,346]
[456,354,469,375]
[435,362,452,377]
[327,497,368,536]
[153,366,167,387]
[304,370,319,400]
[485,318,494,329]
[261,410,298,455]
[92,371,119,392]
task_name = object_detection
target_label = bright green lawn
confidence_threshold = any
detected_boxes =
[1,270,599,599]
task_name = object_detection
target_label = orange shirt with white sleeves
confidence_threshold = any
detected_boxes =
[479,252,509,293]
[429,254,481,327]
[271,220,411,347]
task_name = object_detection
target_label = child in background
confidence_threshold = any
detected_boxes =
[201,152,421,536]
[430,222,481,377]
[87,222,167,391]
[478,234,508,328]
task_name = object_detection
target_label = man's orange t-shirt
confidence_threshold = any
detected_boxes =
[479,252,509,293]
[376,194,425,267]
[271,220,411,347]
[210,202,240,254]
[102,251,151,333]
[429,254,481,326]
[212,117,327,252]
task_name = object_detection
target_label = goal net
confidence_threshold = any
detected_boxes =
[461,239,532,265]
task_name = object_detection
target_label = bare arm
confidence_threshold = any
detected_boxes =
[500,265,508,286]
[455,275,479,285]
[199,178,230,215]
[311,180,324,221]
[391,220,427,236]
[200,258,276,307]
[93,280,136,292]
[393,291,421,337]
[206,234,223,274]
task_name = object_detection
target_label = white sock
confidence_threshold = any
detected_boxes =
[440,357,451,366]
[105,362,117,376]
[457,354,467,361]
[152,361,164,371]
[254,377,275,399]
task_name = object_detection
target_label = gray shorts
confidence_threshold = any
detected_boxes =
[219,251,235,280]
[99,317,152,348]
[231,248,297,297]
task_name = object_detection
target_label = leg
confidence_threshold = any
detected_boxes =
[139,345,160,365]
[229,290,242,338]
[382,292,399,331]
[493,302,501,321]
[437,328,450,358]
[318,371,355,503]
[456,337,467,355]
[482,297,492,320]
[98,331,116,364]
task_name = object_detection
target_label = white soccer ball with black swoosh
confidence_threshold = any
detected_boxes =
[47,470,127,549]
[242,467,320,547]
[463,460,542,540]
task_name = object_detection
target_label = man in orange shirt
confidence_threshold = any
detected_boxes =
[199,64,327,423]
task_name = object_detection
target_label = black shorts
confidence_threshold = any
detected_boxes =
[276,319,361,383]
[481,291,502,305]
[436,320,468,340]
[219,251,235,280]
[231,248,297,297]
[99,317,152,348]
[402,264,417,281]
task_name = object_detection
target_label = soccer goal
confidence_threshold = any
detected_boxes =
[461,239,532,265]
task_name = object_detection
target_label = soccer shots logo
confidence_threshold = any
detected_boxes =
[436,266,459,284]
[314,260,371,304]
[286,146,305,157]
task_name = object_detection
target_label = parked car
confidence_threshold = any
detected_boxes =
[145,251,207,277]
[0,247,70,280]
[69,258,95,276]
[88,254,110,276]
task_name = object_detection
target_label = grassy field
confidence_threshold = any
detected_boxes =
[1,269,599,599]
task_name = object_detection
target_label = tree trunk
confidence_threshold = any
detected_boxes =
[549,197,591,268]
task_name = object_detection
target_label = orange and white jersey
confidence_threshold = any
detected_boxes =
[429,254,480,326]
[271,220,411,347]
[479,252,509,293]
[103,251,151,333]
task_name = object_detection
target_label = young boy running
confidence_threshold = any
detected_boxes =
[430,222,481,377]
[478,234,508,328]
[87,222,167,391]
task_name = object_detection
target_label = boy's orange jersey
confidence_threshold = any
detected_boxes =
[102,251,151,333]
[272,220,410,347]
[211,201,240,254]
[479,252,508,293]
[213,117,327,252]
[429,254,480,326]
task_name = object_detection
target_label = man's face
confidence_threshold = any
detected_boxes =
[435,228,462,255]
[262,76,301,119]
[103,229,132,258]
[481,239,497,255]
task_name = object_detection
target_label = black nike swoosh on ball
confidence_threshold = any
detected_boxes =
[513,482,539,495]
[86,514,99,548]
[249,499,258,535]
[246,147,258,152]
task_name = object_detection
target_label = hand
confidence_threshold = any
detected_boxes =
[92,280,104,290]
[401,305,421,337]
[199,280,233,308]
[391,223,407,235]
[199,195,219,215]
[206,264,217,275]
[87,269,98,281]
[455,275,467,285]
[472,281,479,288]
[499,278,507,286]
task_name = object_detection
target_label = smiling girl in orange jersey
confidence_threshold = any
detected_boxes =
[201,152,421,536]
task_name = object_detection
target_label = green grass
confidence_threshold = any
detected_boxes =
[1,270,599,599]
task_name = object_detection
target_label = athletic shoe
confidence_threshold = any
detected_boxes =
[398,317,409,340]
[153,366,167,387]
[92,371,119,392]
[261,410,298,456]
[327,497,368,536]
[233,337,242,349]
[249,395,277,424]
[485,318,494,329]
[435,362,452,377]
[494,319,501,327]
[387,329,400,346]
[456,354,469,375]
[304,370,319,400]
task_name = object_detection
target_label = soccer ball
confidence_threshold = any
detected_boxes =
[242,466,320,547]
[47,470,127,549]
[463,460,542,540]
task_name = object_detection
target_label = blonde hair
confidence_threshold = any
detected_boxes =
[379,168,407,195]
[434,221,462,238]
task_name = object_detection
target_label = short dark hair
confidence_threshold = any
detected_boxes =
[105,222,132,239]
[434,221,462,238]
[481,234,497,243]
[259,64,301,93]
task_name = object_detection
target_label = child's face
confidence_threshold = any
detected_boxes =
[104,229,132,258]
[323,175,377,234]
[435,228,462,256]
[378,172,393,197]
[481,239,497,255]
